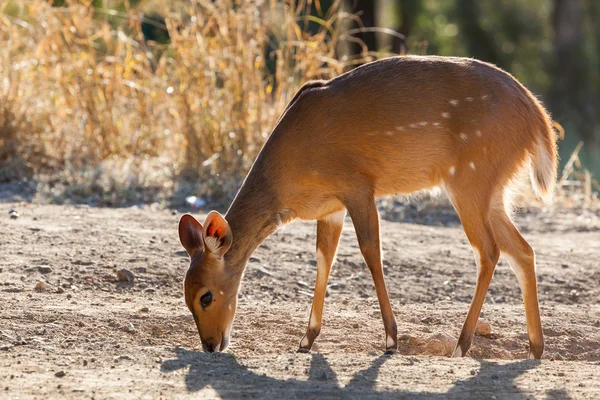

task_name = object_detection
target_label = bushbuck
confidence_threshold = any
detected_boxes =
[178,55,557,358]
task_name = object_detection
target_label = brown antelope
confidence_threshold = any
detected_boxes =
[178,55,557,358]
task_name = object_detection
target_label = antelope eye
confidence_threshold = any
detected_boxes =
[200,292,212,308]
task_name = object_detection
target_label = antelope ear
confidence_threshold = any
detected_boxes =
[178,214,204,258]
[202,211,233,258]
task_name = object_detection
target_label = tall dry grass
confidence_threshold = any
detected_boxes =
[0,0,357,204]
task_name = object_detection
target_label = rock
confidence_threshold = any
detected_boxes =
[8,210,19,219]
[34,282,47,292]
[0,344,13,351]
[475,320,492,336]
[114,355,135,361]
[122,323,136,333]
[424,333,457,356]
[54,371,66,378]
[38,266,53,274]
[425,339,446,356]
[553,352,564,361]
[140,307,149,313]
[151,326,164,337]
[116,269,135,283]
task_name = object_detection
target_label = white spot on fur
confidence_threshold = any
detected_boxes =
[481,95,489,100]
[460,133,468,140]
[409,123,418,128]
[385,131,395,136]
[449,99,459,106]
[419,121,428,126]
[219,290,224,295]
[323,210,345,227]
[469,162,476,170]
[203,236,221,253]
[433,122,441,126]
[449,166,456,176]
[476,130,482,137]
[442,112,450,118]
[228,303,232,310]
[395,126,405,131]
[466,97,473,102]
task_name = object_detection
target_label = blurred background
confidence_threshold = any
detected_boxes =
[1,0,598,206]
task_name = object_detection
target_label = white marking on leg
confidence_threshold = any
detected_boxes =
[442,112,450,118]
[469,162,476,170]
[449,99,459,106]
[452,346,463,357]
[503,253,531,296]
[300,335,310,348]
[386,335,396,349]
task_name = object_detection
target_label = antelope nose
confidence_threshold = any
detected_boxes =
[202,342,216,353]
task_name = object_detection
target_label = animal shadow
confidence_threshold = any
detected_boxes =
[161,348,550,399]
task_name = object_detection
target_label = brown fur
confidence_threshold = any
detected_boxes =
[180,55,558,357]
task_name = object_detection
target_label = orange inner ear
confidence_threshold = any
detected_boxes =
[207,223,215,237]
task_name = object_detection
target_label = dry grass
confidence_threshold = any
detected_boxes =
[0,0,361,204]
[1,0,597,208]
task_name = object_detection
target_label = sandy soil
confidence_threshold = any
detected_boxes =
[1,201,599,399]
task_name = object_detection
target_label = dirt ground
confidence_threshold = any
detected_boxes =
[1,200,599,399]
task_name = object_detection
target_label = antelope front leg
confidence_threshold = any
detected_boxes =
[346,196,398,354]
[298,210,345,352]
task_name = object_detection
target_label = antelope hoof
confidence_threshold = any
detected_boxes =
[297,335,313,353]
[385,335,398,354]
[528,343,544,360]
[451,346,464,358]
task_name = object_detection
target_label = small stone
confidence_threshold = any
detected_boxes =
[114,355,135,361]
[8,210,20,219]
[83,360,88,366]
[55,371,66,378]
[38,266,53,274]
[122,323,136,333]
[140,307,149,313]
[56,287,64,294]
[116,269,135,282]
[553,352,564,361]
[475,320,492,336]
[0,344,13,351]
[352,323,359,329]
[151,326,164,337]
[34,281,47,292]
[470,369,476,376]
